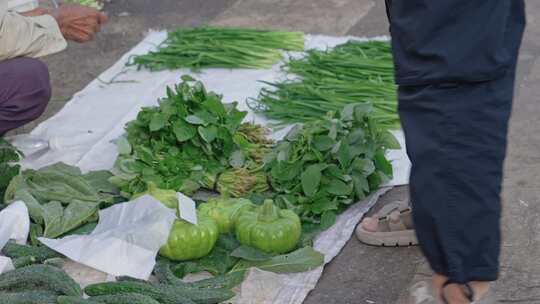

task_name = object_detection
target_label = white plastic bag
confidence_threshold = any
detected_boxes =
[39,195,176,280]
[0,201,30,250]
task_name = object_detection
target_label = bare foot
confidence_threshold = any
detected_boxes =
[360,217,379,232]
[442,281,490,304]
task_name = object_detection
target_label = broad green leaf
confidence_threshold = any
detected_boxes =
[301,165,322,197]
[231,247,324,274]
[320,211,337,229]
[173,121,196,142]
[381,131,401,150]
[310,197,338,214]
[115,136,132,155]
[336,140,352,168]
[202,95,227,117]
[327,179,352,196]
[185,115,206,125]
[181,75,196,82]
[42,200,99,238]
[313,135,334,151]
[352,173,369,198]
[149,113,167,131]
[198,126,218,143]
[231,245,273,262]
[352,158,375,176]
[353,103,374,121]
[348,128,364,144]
[374,150,393,176]
[340,104,356,121]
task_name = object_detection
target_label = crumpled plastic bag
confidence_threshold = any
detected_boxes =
[0,201,30,250]
[0,256,14,274]
[39,195,176,280]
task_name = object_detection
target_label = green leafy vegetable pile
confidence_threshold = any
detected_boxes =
[110,76,268,198]
[4,163,120,240]
[0,138,20,204]
[129,26,305,71]
[264,103,400,229]
[251,40,399,129]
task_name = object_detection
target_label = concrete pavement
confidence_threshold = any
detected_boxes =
[17,0,540,303]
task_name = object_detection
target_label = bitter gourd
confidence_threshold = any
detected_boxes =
[1,242,61,262]
[91,293,161,304]
[85,281,235,304]
[0,291,58,304]
[57,296,103,304]
[0,265,81,296]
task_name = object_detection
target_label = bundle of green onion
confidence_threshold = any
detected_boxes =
[129,26,305,71]
[251,40,399,129]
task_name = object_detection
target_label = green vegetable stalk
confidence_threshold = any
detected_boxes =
[202,168,269,198]
[129,26,305,71]
[160,214,219,261]
[251,40,399,130]
[235,200,302,254]
[198,197,254,233]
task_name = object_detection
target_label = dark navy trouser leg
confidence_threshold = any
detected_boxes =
[397,0,526,283]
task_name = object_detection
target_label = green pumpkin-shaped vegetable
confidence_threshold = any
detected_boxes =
[198,197,255,234]
[132,183,178,209]
[235,200,301,254]
[160,214,219,261]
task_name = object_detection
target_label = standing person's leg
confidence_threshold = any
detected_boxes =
[399,0,526,302]
[0,58,52,136]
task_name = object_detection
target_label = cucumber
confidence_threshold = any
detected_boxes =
[91,293,161,304]
[57,296,103,304]
[85,281,196,304]
[154,260,245,289]
[0,291,58,304]
[1,242,61,262]
[12,256,37,268]
[0,265,81,296]
[115,276,149,283]
[85,281,234,304]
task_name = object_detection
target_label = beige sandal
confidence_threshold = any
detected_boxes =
[356,201,418,247]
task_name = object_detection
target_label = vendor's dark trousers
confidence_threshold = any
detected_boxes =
[0,58,51,135]
[398,2,526,283]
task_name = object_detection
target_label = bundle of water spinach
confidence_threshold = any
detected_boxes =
[129,26,305,71]
[252,40,399,129]
[264,103,399,229]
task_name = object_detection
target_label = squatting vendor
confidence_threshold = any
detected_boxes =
[0,1,107,135]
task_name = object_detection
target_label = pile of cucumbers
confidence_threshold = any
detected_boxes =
[0,244,242,304]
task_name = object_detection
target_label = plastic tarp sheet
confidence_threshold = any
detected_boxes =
[16,32,411,303]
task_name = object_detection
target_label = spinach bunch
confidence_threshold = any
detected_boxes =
[111,76,248,197]
[0,138,21,204]
[264,103,400,228]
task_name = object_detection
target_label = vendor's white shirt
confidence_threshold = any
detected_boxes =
[0,0,67,61]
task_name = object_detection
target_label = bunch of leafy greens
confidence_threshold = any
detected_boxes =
[251,40,399,130]
[264,103,400,229]
[0,138,21,204]
[4,163,119,239]
[129,26,304,71]
[110,76,270,198]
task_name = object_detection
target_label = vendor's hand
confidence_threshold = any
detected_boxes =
[19,7,50,17]
[49,4,108,43]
